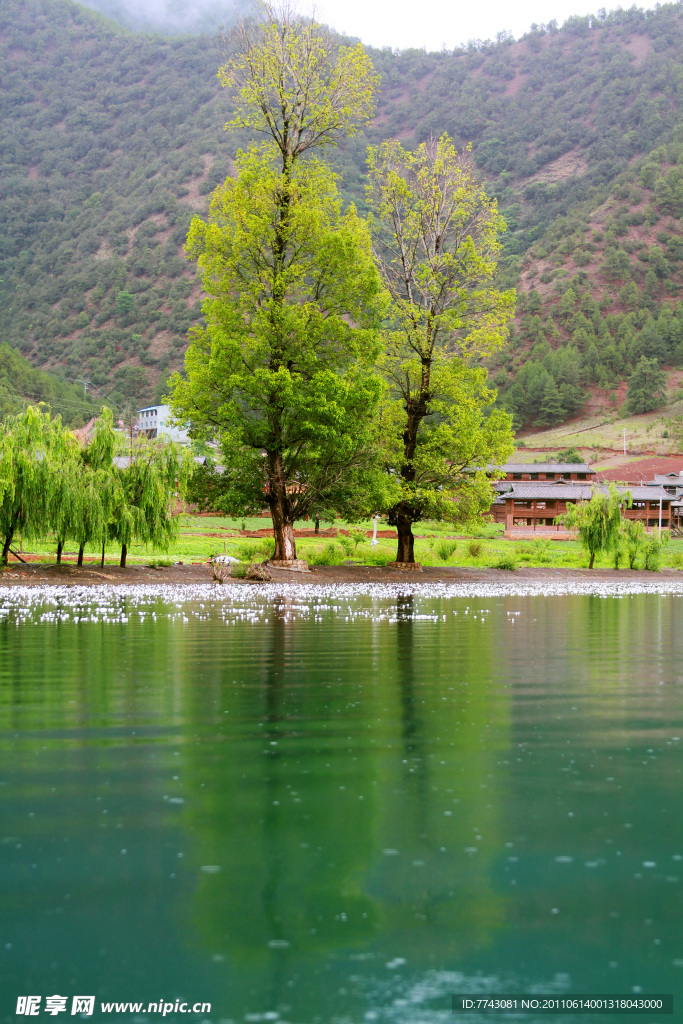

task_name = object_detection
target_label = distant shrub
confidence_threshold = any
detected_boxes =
[643,531,669,571]
[532,538,552,563]
[309,542,345,566]
[494,554,518,570]
[237,540,272,562]
[349,528,367,549]
[365,549,392,566]
[338,535,354,556]
[435,539,457,561]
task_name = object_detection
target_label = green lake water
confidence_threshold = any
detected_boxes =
[1,584,682,1023]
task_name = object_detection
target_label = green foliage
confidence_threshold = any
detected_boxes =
[218,9,379,161]
[367,134,515,562]
[435,539,458,561]
[467,540,483,557]
[185,459,231,512]
[309,542,345,566]
[643,530,669,571]
[556,446,584,463]
[558,484,629,568]
[0,343,98,426]
[46,408,119,562]
[338,535,355,556]
[2,0,683,420]
[0,405,62,561]
[237,540,272,562]
[349,528,367,549]
[171,12,386,563]
[494,553,518,570]
[0,404,192,567]
[537,378,565,426]
[626,356,668,415]
[110,437,191,565]
[622,520,643,569]
[171,146,385,556]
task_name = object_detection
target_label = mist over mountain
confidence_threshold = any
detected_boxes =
[2,0,683,425]
[76,0,248,35]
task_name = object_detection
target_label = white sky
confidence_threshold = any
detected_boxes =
[303,0,658,51]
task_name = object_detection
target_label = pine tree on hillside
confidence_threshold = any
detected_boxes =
[538,378,566,426]
[625,356,667,414]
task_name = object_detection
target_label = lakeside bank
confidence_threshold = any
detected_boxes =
[3,561,683,590]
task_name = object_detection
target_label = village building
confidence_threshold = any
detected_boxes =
[490,481,675,537]
[485,462,596,482]
[135,405,189,443]
[646,473,683,496]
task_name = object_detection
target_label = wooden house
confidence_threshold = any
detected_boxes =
[486,462,596,482]
[495,482,674,537]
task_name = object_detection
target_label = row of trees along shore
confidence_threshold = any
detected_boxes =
[0,406,189,567]
[559,484,669,569]
[169,3,515,566]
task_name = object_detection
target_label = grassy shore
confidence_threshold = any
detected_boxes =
[6,514,683,573]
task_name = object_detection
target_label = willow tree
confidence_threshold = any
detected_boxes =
[170,6,383,564]
[366,135,515,564]
[0,406,63,564]
[110,439,190,567]
[558,485,630,568]
[75,408,122,567]
[49,430,83,563]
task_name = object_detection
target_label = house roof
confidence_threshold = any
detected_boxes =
[649,474,683,486]
[500,482,673,501]
[487,462,594,474]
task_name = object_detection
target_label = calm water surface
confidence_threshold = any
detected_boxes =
[1,585,682,1023]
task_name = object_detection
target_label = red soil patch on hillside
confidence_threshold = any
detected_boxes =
[596,456,683,482]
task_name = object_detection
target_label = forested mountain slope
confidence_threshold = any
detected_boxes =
[1,0,683,412]
[0,343,98,425]
[494,138,683,428]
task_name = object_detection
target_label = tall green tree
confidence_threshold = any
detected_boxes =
[537,378,566,426]
[626,355,667,414]
[171,7,384,562]
[557,485,629,568]
[366,135,515,563]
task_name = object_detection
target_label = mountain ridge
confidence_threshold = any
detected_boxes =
[1,0,682,418]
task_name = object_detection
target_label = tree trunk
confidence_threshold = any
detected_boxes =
[101,541,105,568]
[270,504,296,561]
[2,527,15,565]
[589,551,595,569]
[120,543,127,568]
[56,540,63,564]
[395,515,415,564]
[267,452,297,561]
[77,545,84,567]
[314,518,320,534]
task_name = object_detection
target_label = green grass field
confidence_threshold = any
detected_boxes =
[8,513,683,572]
